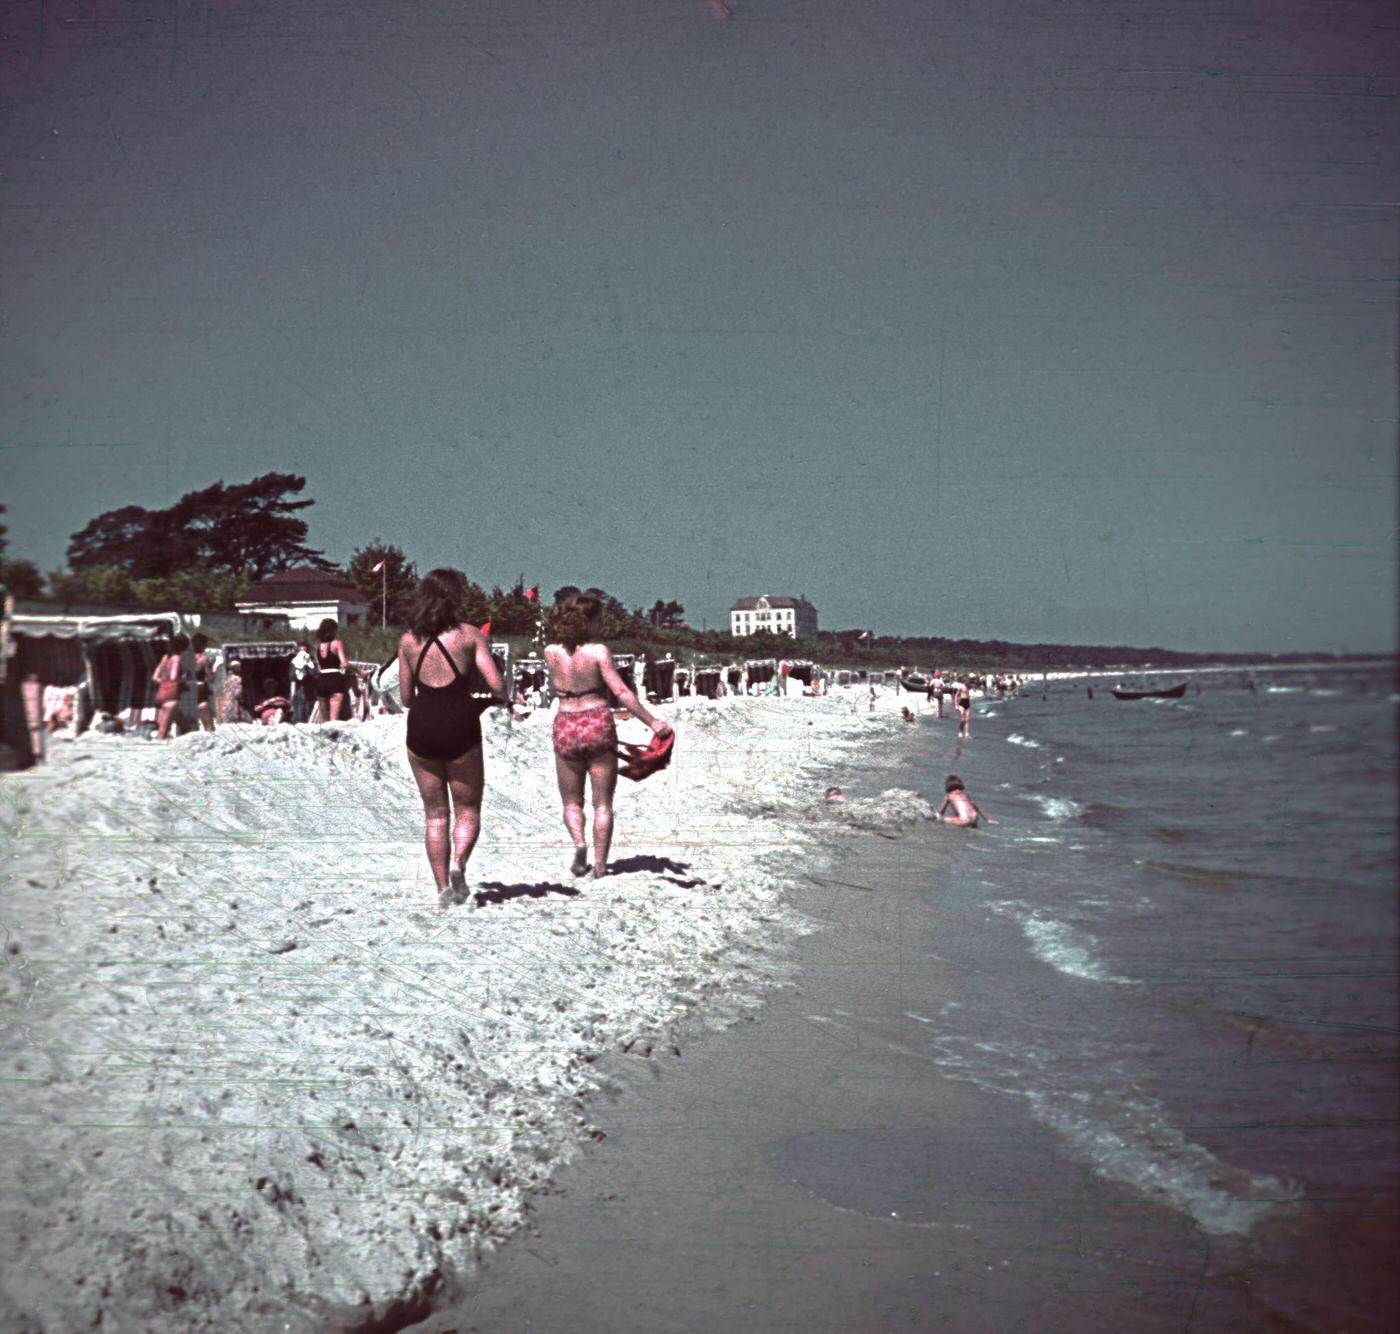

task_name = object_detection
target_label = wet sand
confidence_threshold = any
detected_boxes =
[414,833,1279,1334]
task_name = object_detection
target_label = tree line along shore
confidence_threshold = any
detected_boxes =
[0,479,1364,677]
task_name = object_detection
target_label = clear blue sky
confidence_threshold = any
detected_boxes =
[2,0,1395,653]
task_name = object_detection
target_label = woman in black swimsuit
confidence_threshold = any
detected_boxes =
[315,619,350,721]
[191,633,216,733]
[397,568,516,908]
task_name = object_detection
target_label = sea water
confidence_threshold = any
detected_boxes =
[884,667,1396,1254]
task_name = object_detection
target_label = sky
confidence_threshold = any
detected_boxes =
[1,0,1395,654]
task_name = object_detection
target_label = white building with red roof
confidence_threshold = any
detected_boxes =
[729,594,818,640]
[235,566,370,634]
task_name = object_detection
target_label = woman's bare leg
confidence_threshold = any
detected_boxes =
[329,692,346,721]
[554,753,589,872]
[445,747,485,888]
[197,704,215,732]
[156,701,178,739]
[407,751,451,894]
[586,751,619,877]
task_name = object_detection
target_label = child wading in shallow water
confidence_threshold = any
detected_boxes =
[937,775,997,827]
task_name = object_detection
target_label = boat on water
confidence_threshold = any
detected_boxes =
[1111,681,1188,700]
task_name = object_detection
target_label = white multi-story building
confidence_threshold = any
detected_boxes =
[729,595,818,640]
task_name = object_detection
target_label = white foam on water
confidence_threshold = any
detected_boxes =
[1309,724,1335,733]
[1021,917,1138,986]
[903,1011,934,1025]
[927,1039,1298,1239]
[1030,794,1083,820]
[1007,733,1042,749]
[1229,728,1249,737]
[1265,686,1303,694]
[1025,1090,1299,1237]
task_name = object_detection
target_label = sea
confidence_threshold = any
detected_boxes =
[822,663,1397,1323]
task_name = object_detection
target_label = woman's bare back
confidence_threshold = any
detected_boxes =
[404,625,480,688]
[545,643,610,705]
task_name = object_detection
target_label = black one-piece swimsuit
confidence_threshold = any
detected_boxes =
[406,636,487,761]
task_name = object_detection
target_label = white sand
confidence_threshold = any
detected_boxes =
[0,692,931,1332]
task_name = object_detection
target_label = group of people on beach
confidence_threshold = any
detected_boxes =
[150,633,218,739]
[397,570,672,908]
[148,618,360,735]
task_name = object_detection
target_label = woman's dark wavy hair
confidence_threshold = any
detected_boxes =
[548,593,602,651]
[408,568,469,641]
[317,618,338,642]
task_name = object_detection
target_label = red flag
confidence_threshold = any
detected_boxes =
[857,630,870,642]
[370,559,386,574]
[525,586,539,602]
[480,621,492,637]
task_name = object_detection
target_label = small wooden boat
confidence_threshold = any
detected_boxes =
[1112,682,1188,700]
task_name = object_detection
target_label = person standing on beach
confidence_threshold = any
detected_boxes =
[191,633,216,732]
[399,568,518,909]
[290,641,316,723]
[545,592,672,880]
[954,680,973,736]
[314,619,350,722]
[152,634,188,740]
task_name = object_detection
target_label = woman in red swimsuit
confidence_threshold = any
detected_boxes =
[151,634,188,740]
[397,568,517,908]
[545,593,672,879]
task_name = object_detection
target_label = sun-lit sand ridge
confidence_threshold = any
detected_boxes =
[0,692,932,1332]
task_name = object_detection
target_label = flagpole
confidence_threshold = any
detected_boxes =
[381,564,386,630]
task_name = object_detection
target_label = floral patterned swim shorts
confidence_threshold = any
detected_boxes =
[552,705,618,762]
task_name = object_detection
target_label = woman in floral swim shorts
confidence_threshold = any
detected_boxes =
[545,592,672,879]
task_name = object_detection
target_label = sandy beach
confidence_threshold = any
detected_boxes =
[0,690,930,1332]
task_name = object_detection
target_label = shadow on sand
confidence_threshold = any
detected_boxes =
[473,879,584,907]
[606,854,711,889]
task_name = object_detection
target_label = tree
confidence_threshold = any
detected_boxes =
[0,505,44,596]
[486,577,542,636]
[663,599,685,628]
[45,562,251,610]
[347,542,418,627]
[46,564,137,606]
[169,473,330,579]
[0,558,43,598]
[65,473,329,581]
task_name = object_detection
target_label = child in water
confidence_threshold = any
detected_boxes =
[936,775,997,827]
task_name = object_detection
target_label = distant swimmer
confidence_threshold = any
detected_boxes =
[1087,684,1094,700]
[937,775,996,828]
[824,786,847,803]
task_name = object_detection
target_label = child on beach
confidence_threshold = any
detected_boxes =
[936,775,996,827]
